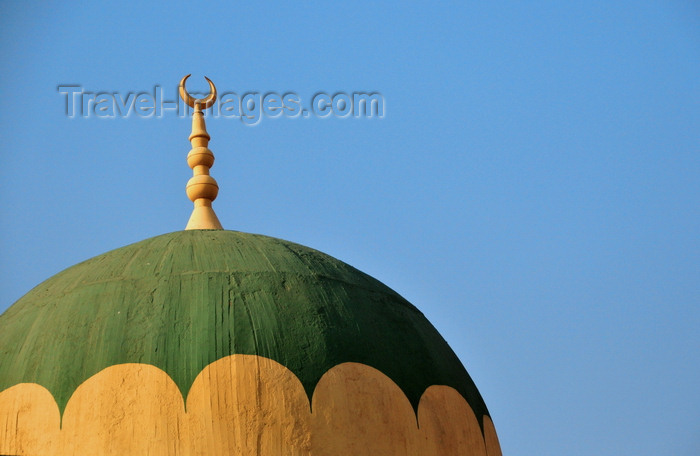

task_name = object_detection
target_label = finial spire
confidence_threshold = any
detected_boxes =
[179,74,223,230]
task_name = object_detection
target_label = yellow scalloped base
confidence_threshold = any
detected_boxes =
[0,355,501,455]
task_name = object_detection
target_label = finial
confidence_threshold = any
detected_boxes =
[179,74,223,230]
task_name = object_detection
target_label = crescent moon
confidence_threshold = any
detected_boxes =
[179,74,217,109]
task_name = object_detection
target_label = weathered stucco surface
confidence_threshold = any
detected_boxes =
[0,230,500,453]
[0,356,502,455]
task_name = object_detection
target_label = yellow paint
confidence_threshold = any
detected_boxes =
[61,363,187,455]
[185,355,312,455]
[180,74,223,230]
[0,356,501,455]
[311,362,418,455]
[483,415,503,456]
[418,385,487,456]
[0,383,60,456]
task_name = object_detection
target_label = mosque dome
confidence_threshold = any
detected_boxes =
[0,77,502,455]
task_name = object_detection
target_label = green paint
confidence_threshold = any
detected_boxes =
[0,230,489,423]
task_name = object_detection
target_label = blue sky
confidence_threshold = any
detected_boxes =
[1,1,698,454]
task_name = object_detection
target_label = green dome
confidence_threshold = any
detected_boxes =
[0,230,488,422]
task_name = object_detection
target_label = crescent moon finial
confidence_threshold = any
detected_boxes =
[179,74,217,109]
[180,74,223,230]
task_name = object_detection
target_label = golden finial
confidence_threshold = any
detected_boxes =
[179,74,223,230]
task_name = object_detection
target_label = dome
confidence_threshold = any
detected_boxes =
[0,230,486,412]
[0,230,501,454]
[0,77,501,455]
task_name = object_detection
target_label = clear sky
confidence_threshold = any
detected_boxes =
[0,1,698,454]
